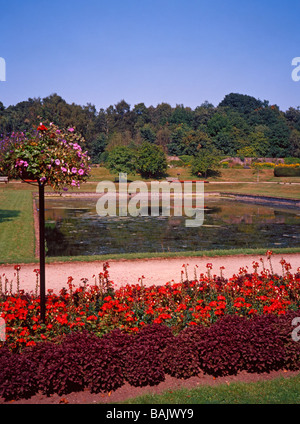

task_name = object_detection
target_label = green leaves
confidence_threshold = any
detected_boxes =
[135,142,167,179]
[106,142,168,179]
[191,146,221,178]
[106,146,136,175]
[0,123,90,190]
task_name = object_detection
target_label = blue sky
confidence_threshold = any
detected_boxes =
[0,0,299,111]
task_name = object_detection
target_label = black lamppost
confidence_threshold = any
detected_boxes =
[38,179,46,323]
[23,177,46,323]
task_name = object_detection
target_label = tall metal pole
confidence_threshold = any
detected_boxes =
[39,181,46,323]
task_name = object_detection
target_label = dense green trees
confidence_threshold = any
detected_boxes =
[219,93,265,115]
[105,142,167,178]
[191,145,222,178]
[0,92,299,169]
[106,146,136,175]
[135,142,167,178]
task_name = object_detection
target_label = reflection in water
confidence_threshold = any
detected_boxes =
[42,197,300,257]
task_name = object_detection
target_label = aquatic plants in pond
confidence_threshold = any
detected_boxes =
[42,198,300,256]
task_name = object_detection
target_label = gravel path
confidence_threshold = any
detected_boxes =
[1,253,299,294]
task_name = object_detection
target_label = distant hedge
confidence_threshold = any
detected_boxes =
[274,166,300,177]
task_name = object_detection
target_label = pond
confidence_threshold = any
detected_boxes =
[41,196,300,257]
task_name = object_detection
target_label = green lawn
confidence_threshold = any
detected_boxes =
[0,190,35,263]
[208,167,300,183]
[169,165,300,183]
[206,182,300,200]
[119,373,300,404]
[41,247,300,265]
[89,167,300,199]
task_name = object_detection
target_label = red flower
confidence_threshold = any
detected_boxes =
[86,315,98,321]
[266,250,273,258]
[37,124,48,131]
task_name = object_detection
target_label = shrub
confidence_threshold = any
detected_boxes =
[274,165,300,177]
[62,330,126,393]
[0,347,39,401]
[123,325,171,387]
[106,146,136,175]
[197,315,246,376]
[0,313,300,401]
[83,341,125,393]
[162,338,200,379]
[191,146,221,177]
[135,142,168,178]
[100,328,132,357]
[276,311,300,370]
[241,315,286,373]
[32,342,85,396]
[196,314,300,377]
[124,340,165,387]
[134,323,174,354]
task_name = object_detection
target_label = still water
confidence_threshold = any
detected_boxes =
[41,196,300,256]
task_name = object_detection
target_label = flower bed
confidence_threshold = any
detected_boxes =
[0,255,300,400]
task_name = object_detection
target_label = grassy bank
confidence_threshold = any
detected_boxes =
[45,247,300,264]
[0,190,35,263]
[1,247,299,265]
[119,373,300,404]
[207,182,300,200]
[3,166,300,199]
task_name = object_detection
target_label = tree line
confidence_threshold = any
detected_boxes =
[1,92,300,165]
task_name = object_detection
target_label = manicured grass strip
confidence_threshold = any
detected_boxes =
[1,246,298,265]
[120,374,300,404]
[205,182,300,200]
[0,190,35,263]
[4,176,300,200]
[43,247,300,264]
